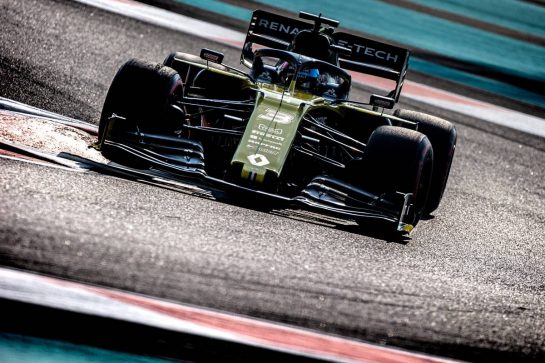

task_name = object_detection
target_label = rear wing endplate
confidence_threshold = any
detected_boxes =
[332,32,410,101]
[241,10,312,66]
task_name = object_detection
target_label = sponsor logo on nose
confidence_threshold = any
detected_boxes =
[247,154,270,166]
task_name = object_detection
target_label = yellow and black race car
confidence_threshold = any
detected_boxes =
[98,10,457,234]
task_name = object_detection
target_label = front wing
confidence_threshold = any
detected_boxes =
[100,116,415,234]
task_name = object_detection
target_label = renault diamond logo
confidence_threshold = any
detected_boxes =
[247,154,269,167]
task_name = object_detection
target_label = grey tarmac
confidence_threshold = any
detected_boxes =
[0,0,544,361]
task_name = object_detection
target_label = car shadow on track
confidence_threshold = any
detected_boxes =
[214,193,412,245]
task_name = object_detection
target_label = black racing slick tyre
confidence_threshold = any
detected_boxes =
[394,109,457,214]
[98,58,182,143]
[363,126,433,226]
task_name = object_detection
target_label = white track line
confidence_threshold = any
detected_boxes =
[0,267,454,363]
[75,0,545,138]
[76,0,244,44]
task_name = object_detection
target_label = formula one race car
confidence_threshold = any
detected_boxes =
[98,10,457,233]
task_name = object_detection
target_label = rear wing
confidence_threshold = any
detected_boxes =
[332,32,409,101]
[241,10,410,102]
[241,10,312,65]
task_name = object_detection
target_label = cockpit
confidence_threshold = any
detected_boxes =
[251,49,351,101]
[294,62,350,100]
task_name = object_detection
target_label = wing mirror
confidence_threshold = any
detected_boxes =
[200,48,224,64]
[370,94,395,109]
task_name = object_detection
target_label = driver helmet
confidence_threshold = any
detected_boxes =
[298,68,320,80]
[297,68,320,90]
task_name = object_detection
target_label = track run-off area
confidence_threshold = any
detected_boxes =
[1,0,545,361]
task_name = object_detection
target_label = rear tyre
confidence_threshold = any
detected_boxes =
[394,109,456,214]
[362,126,433,226]
[98,58,183,143]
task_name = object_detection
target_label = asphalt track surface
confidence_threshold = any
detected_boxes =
[1,0,545,361]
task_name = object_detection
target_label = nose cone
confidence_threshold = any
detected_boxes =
[231,91,307,184]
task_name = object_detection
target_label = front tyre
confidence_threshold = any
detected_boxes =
[98,58,183,144]
[363,126,433,226]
